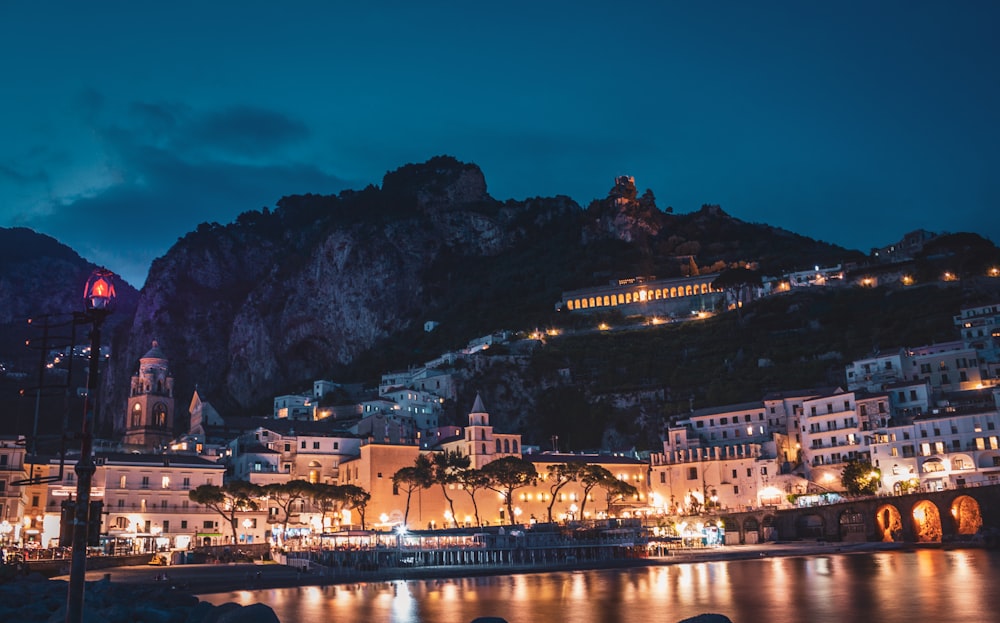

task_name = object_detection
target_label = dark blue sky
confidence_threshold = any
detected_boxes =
[2,2,998,287]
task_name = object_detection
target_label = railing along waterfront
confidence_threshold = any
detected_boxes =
[278,521,647,577]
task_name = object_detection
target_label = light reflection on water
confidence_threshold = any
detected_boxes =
[201,549,1000,623]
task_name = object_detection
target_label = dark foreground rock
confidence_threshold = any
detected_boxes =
[0,573,278,623]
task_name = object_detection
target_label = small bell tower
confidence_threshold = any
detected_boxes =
[123,340,175,451]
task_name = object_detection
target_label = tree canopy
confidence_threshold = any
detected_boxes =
[188,481,262,543]
[841,459,881,496]
[482,456,538,525]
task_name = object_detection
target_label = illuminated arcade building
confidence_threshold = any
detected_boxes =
[556,274,723,317]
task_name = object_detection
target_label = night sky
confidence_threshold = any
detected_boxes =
[2,2,998,288]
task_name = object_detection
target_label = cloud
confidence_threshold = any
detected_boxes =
[12,96,351,287]
[185,106,310,158]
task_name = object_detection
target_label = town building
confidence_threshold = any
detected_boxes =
[0,436,28,546]
[123,341,176,451]
[557,274,723,317]
[26,452,228,551]
[869,408,1000,493]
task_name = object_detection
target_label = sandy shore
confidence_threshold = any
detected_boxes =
[61,541,913,595]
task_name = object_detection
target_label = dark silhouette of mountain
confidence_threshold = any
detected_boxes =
[6,156,993,450]
[0,227,139,438]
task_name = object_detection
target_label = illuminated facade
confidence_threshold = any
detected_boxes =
[557,274,722,316]
[123,341,175,450]
[0,436,28,544]
[30,453,228,550]
[869,409,1000,493]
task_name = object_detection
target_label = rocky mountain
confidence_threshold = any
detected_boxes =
[4,156,920,444]
[0,227,139,438]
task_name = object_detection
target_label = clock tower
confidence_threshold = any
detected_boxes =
[123,340,175,451]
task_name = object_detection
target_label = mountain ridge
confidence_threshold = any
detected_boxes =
[5,155,993,450]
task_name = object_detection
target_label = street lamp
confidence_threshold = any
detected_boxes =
[66,268,116,623]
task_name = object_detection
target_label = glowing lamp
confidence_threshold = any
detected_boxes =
[84,268,117,311]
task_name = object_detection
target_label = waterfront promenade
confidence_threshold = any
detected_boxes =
[60,541,910,595]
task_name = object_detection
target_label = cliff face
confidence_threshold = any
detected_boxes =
[93,155,858,437]
[104,156,579,432]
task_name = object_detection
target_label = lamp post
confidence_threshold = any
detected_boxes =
[66,268,115,623]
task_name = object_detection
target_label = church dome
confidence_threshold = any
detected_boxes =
[142,339,166,360]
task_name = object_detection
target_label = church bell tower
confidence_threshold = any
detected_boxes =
[123,340,175,451]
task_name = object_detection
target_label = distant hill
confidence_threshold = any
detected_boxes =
[0,227,139,437]
[2,156,996,450]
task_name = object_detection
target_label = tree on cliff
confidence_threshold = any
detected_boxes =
[189,480,262,544]
[712,267,761,323]
[482,456,538,525]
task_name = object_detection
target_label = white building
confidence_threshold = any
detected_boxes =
[799,390,866,485]
[0,436,28,544]
[870,409,1000,493]
[273,394,315,420]
[845,351,906,392]
[380,388,443,431]
[31,452,229,551]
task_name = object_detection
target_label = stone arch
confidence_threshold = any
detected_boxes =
[948,453,975,472]
[670,288,677,298]
[742,516,760,544]
[912,500,942,542]
[839,508,866,541]
[308,460,323,484]
[950,495,983,536]
[921,457,945,473]
[701,283,709,294]
[760,515,777,541]
[685,285,693,296]
[796,513,825,539]
[875,503,903,542]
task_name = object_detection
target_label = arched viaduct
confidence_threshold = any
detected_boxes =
[719,483,1000,544]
